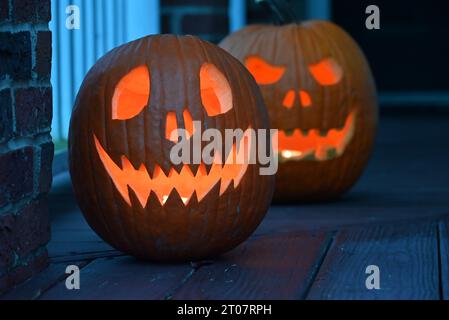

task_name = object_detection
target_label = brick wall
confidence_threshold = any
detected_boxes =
[161,0,230,44]
[0,0,53,294]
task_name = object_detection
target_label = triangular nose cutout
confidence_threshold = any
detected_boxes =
[166,109,196,143]
[166,112,178,142]
[299,90,312,108]
[282,90,295,109]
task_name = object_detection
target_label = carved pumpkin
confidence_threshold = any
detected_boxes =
[220,2,378,202]
[69,35,274,261]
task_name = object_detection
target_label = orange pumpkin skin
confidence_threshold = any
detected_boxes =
[220,21,378,202]
[69,35,274,261]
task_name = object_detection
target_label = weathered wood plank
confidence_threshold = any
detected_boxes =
[0,261,89,300]
[307,222,440,300]
[50,249,124,264]
[439,218,449,300]
[172,231,332,300]
[48,183,115,259]
[38,256,193,300]
[48,231,115,260]
[259,199,449,236]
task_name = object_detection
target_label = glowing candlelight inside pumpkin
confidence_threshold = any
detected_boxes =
[281,150,302,159]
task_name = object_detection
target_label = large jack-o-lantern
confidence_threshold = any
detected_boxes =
[69,35,274,261]
[220,1,378,202]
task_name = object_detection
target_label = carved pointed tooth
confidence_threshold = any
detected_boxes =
[308,129,320,138]
[204,163,214,176]
[335,139,346,156]
[181,197,190,205]
[93,136,131,205]
[220,178,232,196]
[127,186,147,209]
[315,145,329,161]
[196,163,208,178]
[293,129,302,137]
[175,163,186,175]
[121,155,135,171]
[152,159,172,177]
[199,181,221,204]
[137,163,151,183]
[138,163,147,172]
[175,166,195,201]
[126,178,151,208]
[152,164,168,179]
[146,190,162,208]
[188,192,199,207]
[190,163,201,176]
[180,164,194,177]
[164,189,189,207]
[144,162,156,178]
[327,128,339,137]
[110,181,131,206]
[168,166,179,178]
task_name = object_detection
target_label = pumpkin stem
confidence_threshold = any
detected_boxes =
[254,0,298,25]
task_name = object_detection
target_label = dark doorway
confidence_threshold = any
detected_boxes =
[333,0,449,93]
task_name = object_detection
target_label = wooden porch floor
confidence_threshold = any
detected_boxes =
[2,109,449,300]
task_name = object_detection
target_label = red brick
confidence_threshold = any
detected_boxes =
[34,31,52,80]
[0,147,34,207]
[14,87,52,136]
[15,200,50,257]
[0,32,32,81]
[0,199,50,269]
[0,0,52,296]
[0,0,10,23]
[182,13,229,35]
[0,248,48,295]
[39,142,54,194]
[12,0,51,24]
[0,89,13,143]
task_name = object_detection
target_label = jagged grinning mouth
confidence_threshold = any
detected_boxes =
[93,133,252,207]
[274,111,356,161]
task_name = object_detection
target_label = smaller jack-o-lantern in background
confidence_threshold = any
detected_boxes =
[220,0,378,202]
[69,35,274,261]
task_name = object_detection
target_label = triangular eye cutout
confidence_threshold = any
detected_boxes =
[112,65,150,120]
[244,56,285,85]
[200,63,233,117]
[308,58,343,86]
